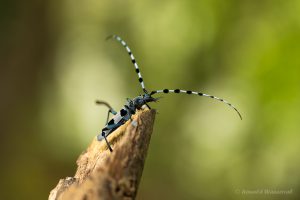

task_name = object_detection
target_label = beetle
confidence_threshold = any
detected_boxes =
[96,35,242,152]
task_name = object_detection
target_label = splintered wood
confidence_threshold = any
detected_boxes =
[49,109,156,200]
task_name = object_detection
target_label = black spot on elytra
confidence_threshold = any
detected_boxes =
[174,89,180,93]
[163,89,169,93]
[120,109,127,116]
[108,119,115,125]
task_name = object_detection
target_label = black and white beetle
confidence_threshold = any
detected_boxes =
[96,35,242,152]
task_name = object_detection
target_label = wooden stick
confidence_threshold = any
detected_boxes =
[49,109,156,200]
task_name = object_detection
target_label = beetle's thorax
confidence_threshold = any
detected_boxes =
[126,94,157,110]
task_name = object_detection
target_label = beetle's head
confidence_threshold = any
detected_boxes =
[132,94,159,109]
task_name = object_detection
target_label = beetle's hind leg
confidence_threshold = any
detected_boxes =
[95,100,117,124]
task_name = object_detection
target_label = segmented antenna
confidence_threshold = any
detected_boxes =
[150,89,242,120]
[107,35,147,93]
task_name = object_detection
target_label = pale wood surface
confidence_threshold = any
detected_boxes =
[49,109,156,200]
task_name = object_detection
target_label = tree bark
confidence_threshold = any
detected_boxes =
[49,109,156,200]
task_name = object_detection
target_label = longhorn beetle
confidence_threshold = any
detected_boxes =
[96,35,242,152]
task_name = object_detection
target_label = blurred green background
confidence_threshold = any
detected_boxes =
[1,0,300,199]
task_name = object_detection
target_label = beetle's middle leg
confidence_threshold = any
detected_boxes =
[101,131,113,152]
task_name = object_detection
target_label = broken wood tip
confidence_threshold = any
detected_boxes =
[49,109,156,200]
